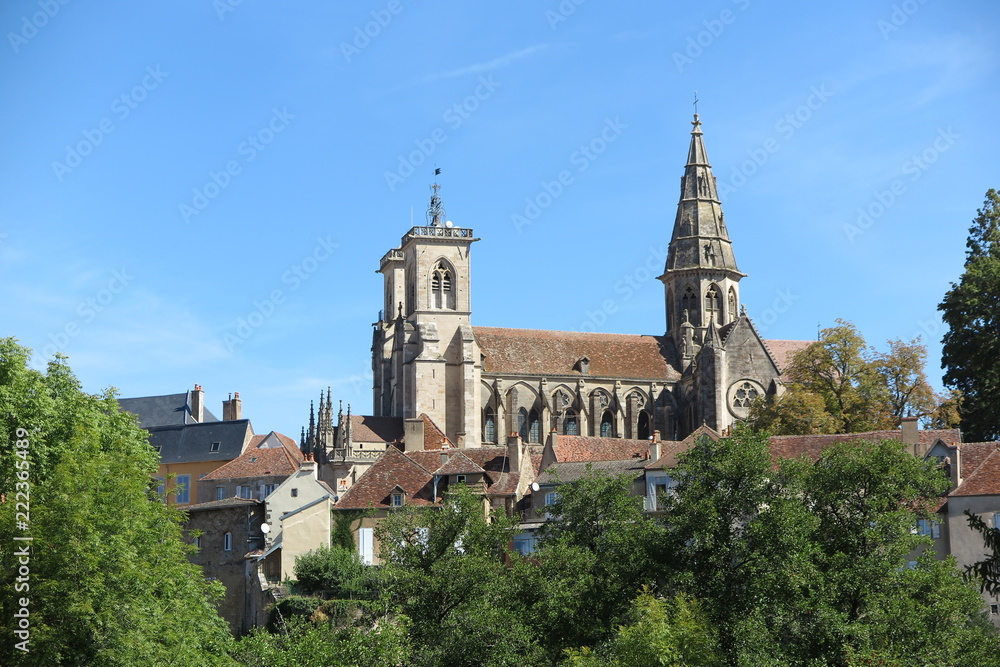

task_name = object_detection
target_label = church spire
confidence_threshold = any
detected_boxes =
[660,113,746,341]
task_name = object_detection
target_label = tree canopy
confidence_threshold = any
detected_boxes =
[940,188,1000,441]
[0,338,233,666]
[664,426,999,666]
[749,320,944,435]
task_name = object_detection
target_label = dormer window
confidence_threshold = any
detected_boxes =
[391,492,404,507]
[576,357,590,375]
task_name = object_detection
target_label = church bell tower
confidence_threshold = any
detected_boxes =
[660,114,745,362]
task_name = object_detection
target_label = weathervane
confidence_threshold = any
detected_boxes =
[693,90,699,115]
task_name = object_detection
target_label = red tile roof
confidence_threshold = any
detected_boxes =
[951,447,1000,497]
[201,432,303,480]
[473,326,680,380]
[335,446,523,510]
[768,429,961,462]
[434,450,486,475]
[419,414,452,449]
[762,339,813,374]
[350,415,404,443]
[553,435,650,463]
[335,448,437,509]
[956,442,1000,480]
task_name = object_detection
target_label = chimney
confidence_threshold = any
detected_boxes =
[190,384,204,423]
[900,416,919,454]
[300,458,318,479]
[222,391,242,421]
[948,446,963,490]
[404,417,425,452]
[507,433,521,474]
[649,437,661,464]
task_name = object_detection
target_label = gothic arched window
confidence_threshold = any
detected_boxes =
[517,408,528,441]
[637,412,650,441]
[430,261,455,310]
[483,407,496,444]
[705,285,721,323]
[564,409,579,435]
[528,409,541,443]
[681,285,697,324]
[600,410,614,438]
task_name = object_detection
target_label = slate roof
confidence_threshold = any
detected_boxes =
[201,432,303,480]
[473,326,681,380]
[147,419,252,465]
[119,391,219,429]
[552,435,650,463]
[768,429,962,462]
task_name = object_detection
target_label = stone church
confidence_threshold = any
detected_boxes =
[306,114,806,461]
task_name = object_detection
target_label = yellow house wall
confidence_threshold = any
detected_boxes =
[279,499,332,582]
[157,461,228,506]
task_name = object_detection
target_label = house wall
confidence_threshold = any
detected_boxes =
[947,495,1000,624]
[197,475,287,504]
[159,461,228,506]
[263,464,329,549]
[279,499,332,581]
[184,503,265,636]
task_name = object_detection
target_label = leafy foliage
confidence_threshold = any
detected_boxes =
[232,615,409,667]
[531,468,670,660]
[750,320,941,434]
[374,485,544,667]
[665,425,1000,666]
[561,589,722,666]
[293,545,372,599]
[0,338,233,666]
[940,188,1000,441]
[964,509,1000,596]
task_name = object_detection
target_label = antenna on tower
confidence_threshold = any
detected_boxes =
[693,90,699,115]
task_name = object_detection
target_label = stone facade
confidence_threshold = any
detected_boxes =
[359,115,798,451]
[183,498,267,636]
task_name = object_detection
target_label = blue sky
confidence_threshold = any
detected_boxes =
[2,0,998,439]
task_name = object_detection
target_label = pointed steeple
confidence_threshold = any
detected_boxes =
[666,114,740,273]
[660,114,746,341]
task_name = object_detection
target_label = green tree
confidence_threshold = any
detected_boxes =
[231,615,409,667]
[293,545,372,599]
[940,188,1000,441]
[964,509,1000,596]
[375,485,543,667]
[750,321,940,435]
[664,427,816,663]
[0,339,233,666]
[666,426,1000,666]
[561,589,722,667]
[531,467,670,661]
